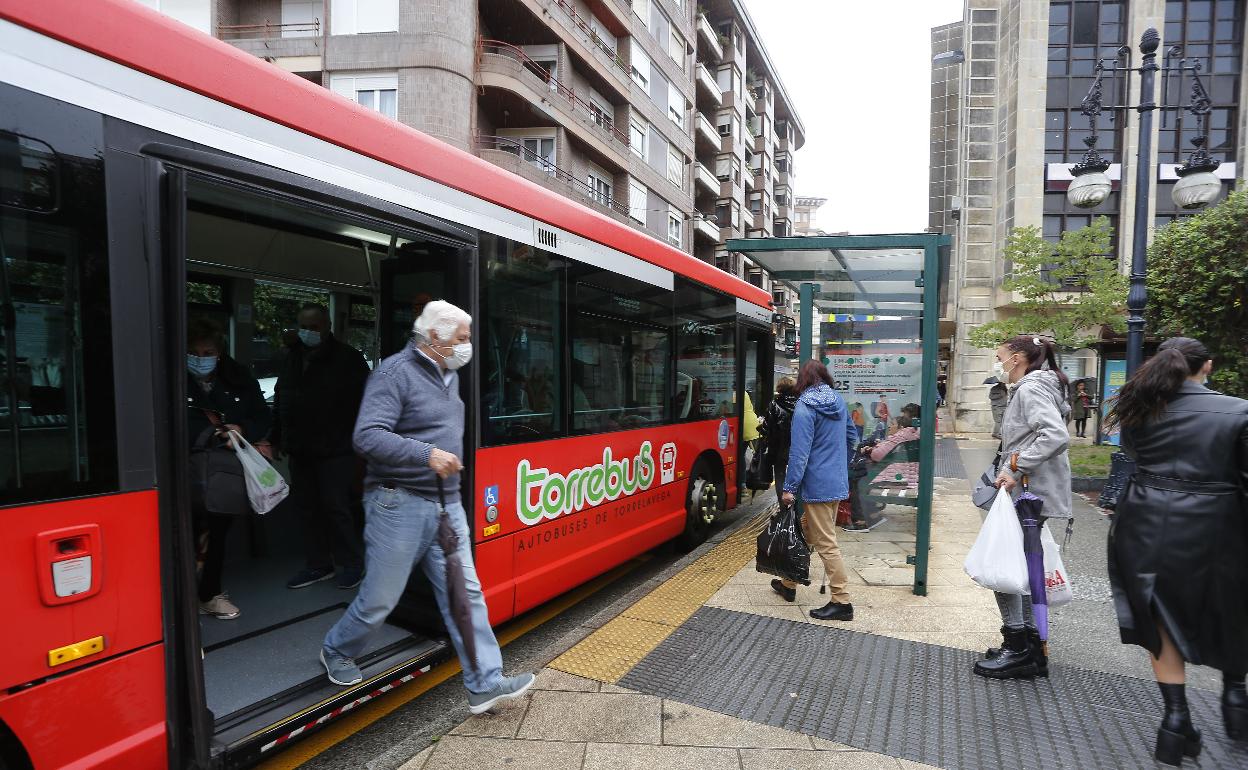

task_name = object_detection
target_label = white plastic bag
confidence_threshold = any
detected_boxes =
[964,487,1030,594]
[229,431,289,514]
[1041,523,1074,607]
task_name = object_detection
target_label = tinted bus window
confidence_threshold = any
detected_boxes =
[674,279,736,421]
[570,267,672,434]
[480,234,564,445]
[0,87,117,505]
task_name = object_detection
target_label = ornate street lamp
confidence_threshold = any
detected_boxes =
[1067,29,1224,511]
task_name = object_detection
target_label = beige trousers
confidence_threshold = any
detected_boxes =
[782,501,851,603]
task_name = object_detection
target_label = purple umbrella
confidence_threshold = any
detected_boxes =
[1014,487,1049,642]
[437,478,478,669]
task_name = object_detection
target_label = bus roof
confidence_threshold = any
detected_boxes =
[1,0,773,309]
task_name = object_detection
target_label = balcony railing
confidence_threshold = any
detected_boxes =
[218,19,320,39]
[695,62,721,105]
[694,161,717,193]
[696,112,719,146]
[550,0,631,78]
[696,14,723,60]
[478,39,630,149]
[476,133,630,218]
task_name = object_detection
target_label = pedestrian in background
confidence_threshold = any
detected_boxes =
[760,377,797,488]
[1105,337,1248,765]
[975,335,1071,680]
[771,360,856,622]
[985,376,1009,439]
[1070,380,1092,438]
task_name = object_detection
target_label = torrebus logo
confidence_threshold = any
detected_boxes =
[517,442,658,525]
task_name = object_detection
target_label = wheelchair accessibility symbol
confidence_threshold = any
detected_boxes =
[483,485,499,507]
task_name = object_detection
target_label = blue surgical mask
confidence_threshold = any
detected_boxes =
[298,328,323,348]
[187,354,218,377]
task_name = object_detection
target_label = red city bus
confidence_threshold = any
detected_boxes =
[0,1,775,768]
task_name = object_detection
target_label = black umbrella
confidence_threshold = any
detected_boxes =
[437,478,477,669]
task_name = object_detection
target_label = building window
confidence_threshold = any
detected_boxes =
[330,0,398,34]
[631,48,651,90]
[330,73,398,119]
[668,28,686,67]
[588,167,613,207]
[589,96,615,132]
[748,193,762,215]
[629,116,648,158]
[629,179,648,223]
[280,0,323,38]
[1158,0,1241,164]
[667,149,683,188]
[716,65,737,96]
[668,82,686,128]
[632,0,650,26]
[667,209,682,245]
[775,153,789,174]
[773,219,790,237]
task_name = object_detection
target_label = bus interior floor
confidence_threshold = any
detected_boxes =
[202,608,413,719]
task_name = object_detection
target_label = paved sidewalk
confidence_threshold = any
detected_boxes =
[395,442,1248,769]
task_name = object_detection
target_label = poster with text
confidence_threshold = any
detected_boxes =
[1100,359,1126,446]
[827,351,923,439]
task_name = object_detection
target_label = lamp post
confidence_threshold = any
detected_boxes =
[1067,27,1223,376]
[1068,28,1222,510]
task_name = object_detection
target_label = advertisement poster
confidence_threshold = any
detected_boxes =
[1100,359,1126,446]
[826,351,923,440]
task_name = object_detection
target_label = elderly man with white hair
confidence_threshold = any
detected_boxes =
[321,299,534,713]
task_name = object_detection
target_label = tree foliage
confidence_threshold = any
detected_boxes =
[1146,188,1248,397]
[969,217,1128,350]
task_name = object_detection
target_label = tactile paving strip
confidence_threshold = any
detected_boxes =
[550,510,769,683]
[620,606,1248,770]
[935,437,968,480]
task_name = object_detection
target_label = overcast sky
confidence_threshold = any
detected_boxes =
[743,0,964,235]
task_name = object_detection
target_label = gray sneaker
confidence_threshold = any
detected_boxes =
[320,648,362,686]
[467,672,536,714]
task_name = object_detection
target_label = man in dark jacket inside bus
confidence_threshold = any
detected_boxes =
[262,303,371,591]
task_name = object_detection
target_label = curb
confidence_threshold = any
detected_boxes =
[1072,476,1106,493]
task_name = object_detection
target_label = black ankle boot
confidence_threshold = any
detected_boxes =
[1156,682,1202,766]
[973,627,1037,679]
[1029,629,1049,678]
[1224,673,1248,741]
[983,626,1009,659]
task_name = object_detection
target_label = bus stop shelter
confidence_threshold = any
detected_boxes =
[727,234,949,596]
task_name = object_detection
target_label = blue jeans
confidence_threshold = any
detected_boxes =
[323,486,504,694]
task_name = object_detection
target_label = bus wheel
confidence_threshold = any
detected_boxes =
[676,460,721,552]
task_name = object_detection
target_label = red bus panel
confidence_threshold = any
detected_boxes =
[1,491,162,691]
[473,419,738,620]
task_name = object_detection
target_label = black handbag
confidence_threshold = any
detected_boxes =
[188,424,250,516]
[745,442,773,491]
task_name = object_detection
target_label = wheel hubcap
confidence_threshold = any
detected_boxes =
[691,477,718,525]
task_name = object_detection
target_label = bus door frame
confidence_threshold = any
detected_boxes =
[107,122,477,766]
[736,318,774,491]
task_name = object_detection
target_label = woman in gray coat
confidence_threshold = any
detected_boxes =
[975,335,1072,680]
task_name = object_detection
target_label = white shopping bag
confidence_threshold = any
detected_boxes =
[229,431,289,514]
[1041,523,1074,607]
[964,487,1030,594]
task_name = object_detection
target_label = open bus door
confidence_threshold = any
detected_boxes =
[737,320,774,493]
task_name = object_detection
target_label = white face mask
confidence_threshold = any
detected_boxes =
[432,341,473,370]
[991,359,1007,381]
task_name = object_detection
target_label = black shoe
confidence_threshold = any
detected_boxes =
[974,627,1037,679]
[770,579,796,603]
[1031,631,1049,678]
[1224,673,1248,741]
[1156,682,1202,766]
[983,625,1010,659]
[810,602,853,621]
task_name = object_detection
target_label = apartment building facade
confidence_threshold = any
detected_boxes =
[930,0,1246,433]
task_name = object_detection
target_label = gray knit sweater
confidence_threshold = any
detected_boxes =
[353,344,463,502]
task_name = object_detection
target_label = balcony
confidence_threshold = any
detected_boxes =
[476,134,631,222]
[696,112,720,152]
[547,0,632,88]
[477,40,629,161]
[693,214,720,242]
[696,14,723,62]
[218,19,322,61]
[694,161,718,195]
[695,62,722,107]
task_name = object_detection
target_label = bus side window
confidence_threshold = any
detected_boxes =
[673,279,736,422]
[0,90,119,505]
[479,235,565,446]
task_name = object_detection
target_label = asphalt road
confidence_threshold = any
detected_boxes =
[295,488,778,770]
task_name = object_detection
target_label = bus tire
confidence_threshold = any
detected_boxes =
[676,458,722,552]
[0,720,32,770]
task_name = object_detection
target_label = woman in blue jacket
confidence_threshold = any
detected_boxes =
[774,360,857,621]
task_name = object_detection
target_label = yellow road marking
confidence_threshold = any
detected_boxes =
[256,558,646,770]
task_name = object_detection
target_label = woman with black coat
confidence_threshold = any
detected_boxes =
[186,318,271,620]
[760,377,797,487]
[1106,337,1248,765]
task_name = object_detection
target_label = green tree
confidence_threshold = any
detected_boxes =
[1146,188,1248,397]
[969,217,1128,350]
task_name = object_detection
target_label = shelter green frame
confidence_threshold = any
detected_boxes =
[727,233,950,596]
